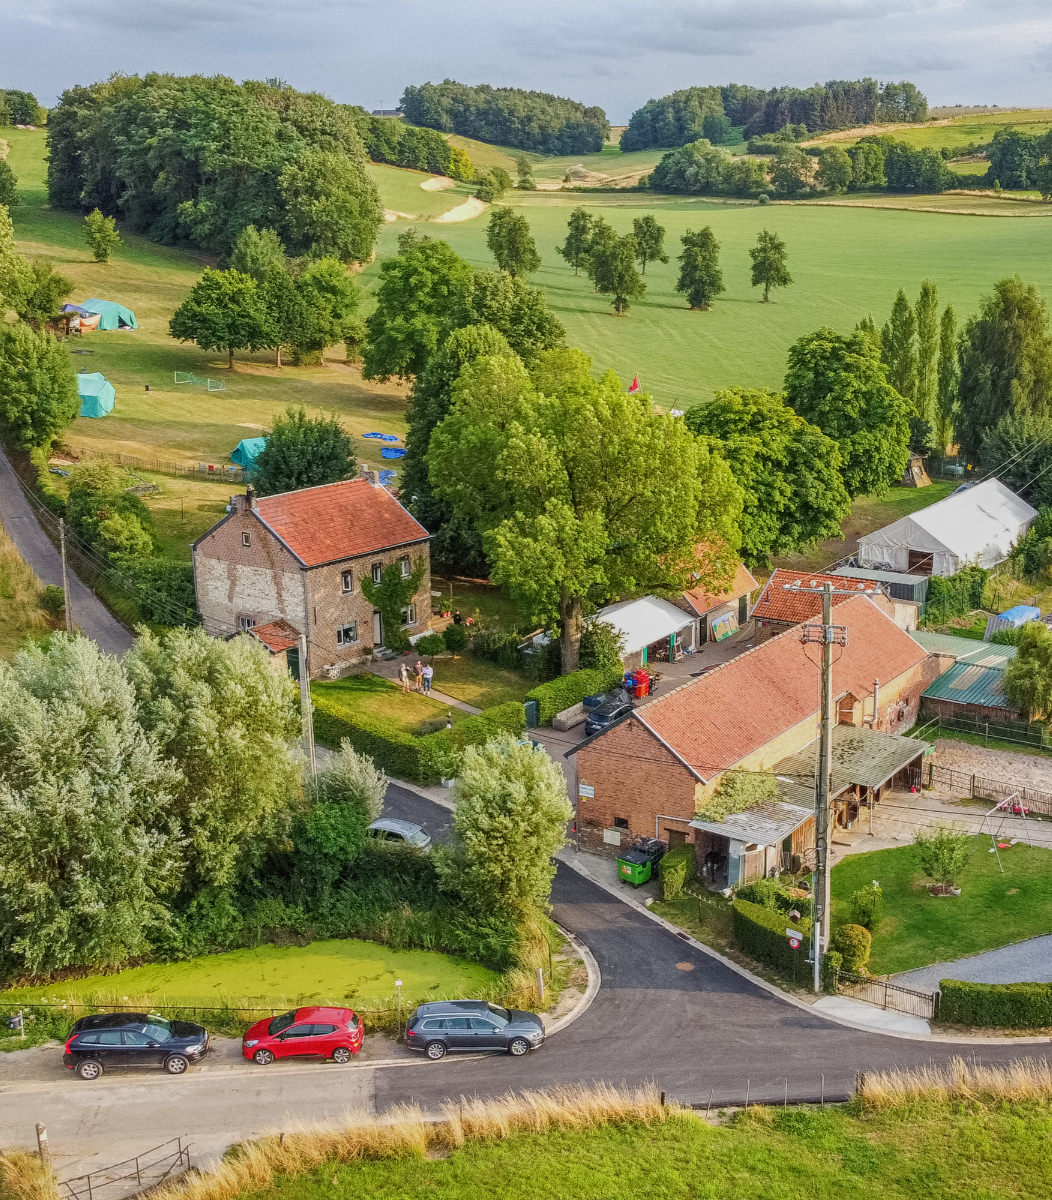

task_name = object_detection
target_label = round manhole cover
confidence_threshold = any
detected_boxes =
[675,961,694,972]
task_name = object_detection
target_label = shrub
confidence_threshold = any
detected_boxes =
[914,825,972,891]
[736,878,813,921]
[659,844,693,901]
[849,882,884,930]
[39,584,65,619]
[526,665,623,723]
[757,193,770,205]
[831,923,872,973]
[821,948,843,993]
[443,623,469,654]
[925,565,989,623]
[731,897,812,975]
[470,627,523,669]
[937,979,1052,1028]
[414,633,446,657]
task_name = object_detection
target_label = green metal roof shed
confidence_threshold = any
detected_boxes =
[911,631,1017,668]
[922,662,1018,712]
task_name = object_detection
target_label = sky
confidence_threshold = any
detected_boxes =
[3,0,1051,121]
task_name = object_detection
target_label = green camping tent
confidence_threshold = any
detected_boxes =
[77,372,115,418]
[81,298,138,331]
[230,437,267,470]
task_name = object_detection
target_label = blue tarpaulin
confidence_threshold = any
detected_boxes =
[985,604,1041,640]
[381,446,406,459]
[363,432,401,442]
[378,469,397,485]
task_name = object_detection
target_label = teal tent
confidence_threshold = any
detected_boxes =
[77,372,115,418]
[80,298,138,331]
[231,437,267,471]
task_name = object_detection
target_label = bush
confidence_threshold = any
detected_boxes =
[849,882,884,931]
[914,824,972,891]
[937,978,1052,1028]
[526,665,623,723]
[831,923,872,973]
[659,844,693,901]
[757,193,770,205]
[821,948,843,993]
[736,878,813,920]
[731,898,812,975]
[39,584,65,619]
[414,633,446,657]
[443,623,469,654]
[470,627,523,670]
[925,565,989,623]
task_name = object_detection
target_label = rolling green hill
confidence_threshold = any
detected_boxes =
[807,107,1052,153]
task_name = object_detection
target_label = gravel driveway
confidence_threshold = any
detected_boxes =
[894,935,1052,992]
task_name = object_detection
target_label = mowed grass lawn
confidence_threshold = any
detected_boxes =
[831,839,1052,975]
[241,1103,1052,1200]
[427,655,530,708]
[311,672,467,735]
[0,939,496,1009]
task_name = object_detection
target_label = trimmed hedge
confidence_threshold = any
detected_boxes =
[659,844,693,901]
[526,665,623,723]
[937,979,1052,1028]
[311,694,526,786]
[732,898,812,975]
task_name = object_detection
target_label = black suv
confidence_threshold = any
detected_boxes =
[64,1013,209,1080]
[585,694,633,737]
[405,1000,545,1060]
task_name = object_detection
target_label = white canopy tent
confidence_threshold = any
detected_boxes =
[594,595,695,660]
[856,479,1036,576]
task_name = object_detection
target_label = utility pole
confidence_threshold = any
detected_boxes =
[59,518,73,633]
[298,633,317,778]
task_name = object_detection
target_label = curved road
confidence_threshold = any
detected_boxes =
[4,782,1047,1178]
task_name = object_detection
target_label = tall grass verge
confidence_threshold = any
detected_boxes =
[0,1151,60,1200]
[859,1055,1052,1110]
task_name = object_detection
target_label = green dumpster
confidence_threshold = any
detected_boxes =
[617,849,653,886]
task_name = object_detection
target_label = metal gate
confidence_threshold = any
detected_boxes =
[836,970,939,1020]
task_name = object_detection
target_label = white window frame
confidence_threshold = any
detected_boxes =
[400,603,417,628]
[399,555,411,578]
[242,531,251,547]
[341,569,353,593]
[237,615,256,631]
[336,622,359,647]
[371,562,383,584]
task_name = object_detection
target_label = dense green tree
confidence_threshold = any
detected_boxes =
[986,128,1041,190]
[876,81,928,123]
[13,258,73,330]
[749,229,792,302]
[648,139,767,197]
[882,289,918,409]
[914,280,939,429]
[769,145,812,198]
[976,410,1052,506]
[3,88,45,125]
[816,145,852,194]
[229,225,286,281]
[485,207,541,278]
[514,154,536,190]
[848,140,887,190]
[284,257,361,365]
[429,350,736,669]
[83,208,122,263]
[702,112,732,145]
[64,462,155,561]
[438,734,571,917]
[785,327,911,497]
[676,227,724,310]
[590,233,646,315]
[169,268,275,369]
[252,405,356,496]
[278,148,383,263]
[556,207,593,275]
[474,168,512,202]
[1004,620,1052,720]
[258,266,305,368]
[0,635,179,973]
[936,304,959,450]
[0,323,79,449]
[466,269,564,363]
[855,314,882,352]
[685,387,849,561]
[631,215,668,275]
[0,159,17,208]
[0,205,28,310]
[584,216,617,289]
[956,277,1052,462]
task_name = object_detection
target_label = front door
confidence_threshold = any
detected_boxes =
[122,1030,163,1068]
[373,610,384,646]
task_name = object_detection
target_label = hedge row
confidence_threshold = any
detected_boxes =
[311,695,526,785]
[937,978,1052,1028]
[659,844,693,901]
[526,665,623,723]
[732,898,812,976]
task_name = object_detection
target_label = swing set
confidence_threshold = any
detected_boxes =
[979,792,1033,873]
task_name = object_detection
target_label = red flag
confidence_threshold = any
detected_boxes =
[628,374,640,393]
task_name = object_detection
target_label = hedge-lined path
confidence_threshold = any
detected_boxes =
[893,934,1052,992]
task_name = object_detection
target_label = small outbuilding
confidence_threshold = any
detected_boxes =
[76,372,115,418]
[984,605,1040,641]
[230,437,267,472]
[79,298,138,331]
[856,478,1036,577]
[594,595,696,668]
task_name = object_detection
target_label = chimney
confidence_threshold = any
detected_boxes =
[359,465,378,485]
[245,484,255,509]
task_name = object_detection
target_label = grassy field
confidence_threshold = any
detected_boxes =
[0,519,53,658]
[808,108,1052,152]
[368,162,474,217]
[830,840,1052,974]
[236,1100,1052,1200]
[0,938,496,1009]
[426,656,530,708]
[310,672,467,735]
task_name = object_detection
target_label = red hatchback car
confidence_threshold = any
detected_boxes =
[242,1006,363,1065]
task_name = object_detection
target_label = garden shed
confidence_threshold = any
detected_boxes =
[76,372,115,418]
[80,298,138,331]
[922,661,1021,723]
[856,479,1036,576]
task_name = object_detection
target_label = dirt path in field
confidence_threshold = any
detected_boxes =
[433,196,487,223]
[420,175,455,191]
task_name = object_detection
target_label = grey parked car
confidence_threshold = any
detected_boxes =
[367,817,432,851]
[405,1000,545,1060]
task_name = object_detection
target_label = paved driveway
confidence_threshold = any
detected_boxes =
[894,935,1052,992]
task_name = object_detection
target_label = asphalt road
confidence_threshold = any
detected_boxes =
[3,784,1049,1177]
[0,448,132,656]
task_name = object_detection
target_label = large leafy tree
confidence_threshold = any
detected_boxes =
[1004,621,1052,720]
[848,140,887,190]
[285,257,361,366]
[784,327,911,498]
[485,207,540,278]
[438,734,572,917]
[125,627,302,905]
[252,405,357,496]
[169,268,275,369]
[467,269,564,362]
[0,323,80,449]
[14,258,73,330]
[84,208,122,263]
[956,276,1052,463]
[685,387,849,562]
[590,232,646,315]
[749,229,792,302]
[556,207,593,275]
[770,145,812,198]
[676,227,724,310]
[881,289,917,410]
[229,225,287,281]
[631,214,668,275]
[277,148,382,263]
[0,159,17,208]
[429,349,737,669]
[816,146,852,194]
[0,635,179,974]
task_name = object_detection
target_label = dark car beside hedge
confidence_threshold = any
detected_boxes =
[63,1013,209,1080]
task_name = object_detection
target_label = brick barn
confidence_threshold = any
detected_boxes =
[751,568,918,642]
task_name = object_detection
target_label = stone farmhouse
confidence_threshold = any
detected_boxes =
[192,475,432,677]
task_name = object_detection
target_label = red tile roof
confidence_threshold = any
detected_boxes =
[635,595,927,780]
[253,479,429,567]
[752,568,886,625]
[683,561,759,616]
[249,619,300,654]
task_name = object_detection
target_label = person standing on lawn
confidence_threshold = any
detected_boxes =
[422,662,434,694]
[399,661,410,694]
[414,659,424,692]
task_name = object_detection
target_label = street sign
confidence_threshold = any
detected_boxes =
[578,783,594,798]
[785,928,802,950]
